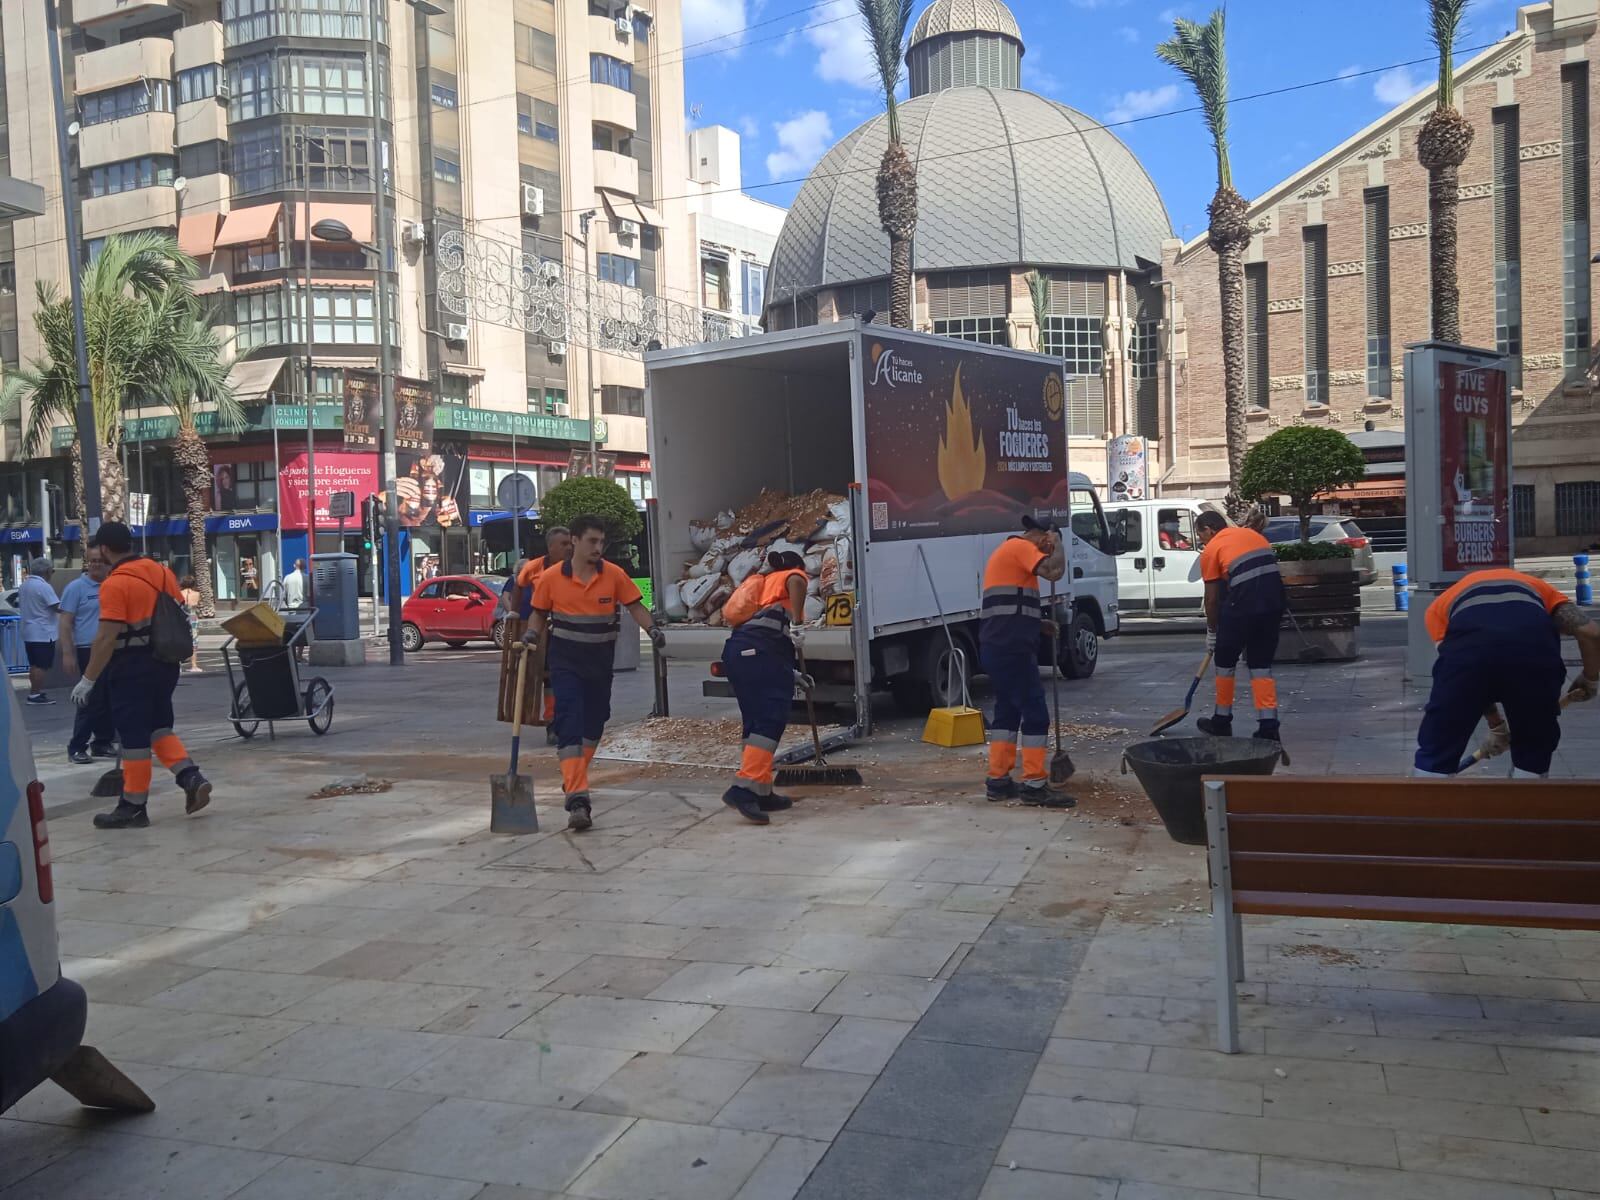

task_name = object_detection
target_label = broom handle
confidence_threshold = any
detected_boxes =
[799,642,824,765]
[508,644,530,776]
[1049,577,1063,752]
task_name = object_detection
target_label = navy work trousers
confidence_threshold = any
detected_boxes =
[103,651,179,753]
[1415,642,1565,776]
[68,645,116,755]
[981,643,1050,780]
[723,642,793,743]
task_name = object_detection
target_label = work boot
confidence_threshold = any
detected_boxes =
[93,801,149,830]
[68,748,94,765]
[1254,719,1282,743]
[985,776,1019,802]
[90,742,119,759]
[177,767,212,815]
[1196,715,1234,738]
[1020,781,1078,809]
[759,793,794,812]
[722,785,771,825]
[565,796,593,832]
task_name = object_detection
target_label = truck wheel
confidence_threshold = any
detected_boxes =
[894,631,975,715]
[1059,610,1099,679]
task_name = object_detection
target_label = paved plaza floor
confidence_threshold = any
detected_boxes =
[4,615,1599,1199]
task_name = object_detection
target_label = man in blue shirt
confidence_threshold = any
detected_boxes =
[60,548,116,764]
[19,558,59,705]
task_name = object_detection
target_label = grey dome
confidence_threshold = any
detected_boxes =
[768,87,1173,304]
[909,0,1023,50]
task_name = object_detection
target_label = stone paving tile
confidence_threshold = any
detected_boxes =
[882,908,995,942]
[0,1130,280,1200]
[75,958,212,1007]
[423,988,560,1037]
[395,1037,636,1109]
[678,1006,838,1065]
[941,885,1015,914]
[714,1064,875,1141]
[1009,1094,1136,1139]
[1038,1038,1153,1072]
[730,1135,828,1200]
[361,1097,631,1191]
[95,1009,306,1072]
[647,962,846,1011]
[672,930,798,966]
[1148,1048,1389,1093]
[579,1052,760,1123]
[1265,1082,1533,1142]
[397,945,592,991]
[567,1119,775,1200]
[227,1158,483,1200]
[794,1131,992,1200]
[997,1129,1260,1195]
[263,1088,443,1163]
[1264,983,1486,1019]
[1114,1184,1260,1200]
[304,940,447,981]
[1523,1105,1600,1149]
[532,920,704,959]
[1374,1012,1600,1052]
[1028,1062,1263,1117]
[1052,1008,1267,1054]
[272,978,483,1030]
[508,994,719,1053]
[815,972,946,1021]
[1395,1131,1600,1191]
[847,1038,1035,1150]
[1382,1064,1600,1113]
[803,1017,912,1075]
[1257,1155,1558,1200]
[230,1024,461,1088]
[866,880,958,907]
[1132,1105,1399,1168]
[975,1166,1119,1200]
[911,973,1070,1054]
[790,905,903,936]
[649,896,813,931]
[546,955,687,999]
[0,1121,81,1190]
[1258,1028,1507,1073]
[778,933,960,977]
[1498,1045,1600,1081]
[959,935,1086,980]
[173,933,368,975]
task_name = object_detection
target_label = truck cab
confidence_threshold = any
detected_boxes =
[1101,496,1227,618]
[1057,473,1120,676]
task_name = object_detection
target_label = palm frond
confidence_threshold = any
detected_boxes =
[1025,271,1051,346]
[1429,0,1471,108]
[1156,8,1232,191]
[855,0,916,141]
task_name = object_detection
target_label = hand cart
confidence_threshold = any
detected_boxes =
[222,608,334,740]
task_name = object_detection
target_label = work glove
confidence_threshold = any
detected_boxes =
[648,625,666,650]
[1205,628,1217,654]
[793,670,816,692]
[1567,674,1600,704]
[520,627,540,650]
[70,677,96,708]
[1477,723,1511,760]
[790,627,806,652]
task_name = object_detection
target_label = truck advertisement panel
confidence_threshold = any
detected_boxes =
[862,335,1070,541]
[1438,359,1510,571]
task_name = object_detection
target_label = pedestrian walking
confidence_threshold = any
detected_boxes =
[179,575,203,673]
[980,516,1072,805]
[1413,568,1600,778]
[720,552,810,825]
[509,527,571,742]
[73,522,212,830]
[60,548,117,764]
[283,559,307,609]
[527,515,662,831]
[1194,511,1286,741]
[19,557,60,706]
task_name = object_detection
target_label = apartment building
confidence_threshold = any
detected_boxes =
[0,0,702,592]
[686,124,783,336]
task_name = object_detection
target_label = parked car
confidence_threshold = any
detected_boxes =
[1262,516,1378,585]
[1100,496,1228,617]
[399,575,510,652]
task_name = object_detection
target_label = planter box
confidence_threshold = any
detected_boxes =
[1278,556,1360,662]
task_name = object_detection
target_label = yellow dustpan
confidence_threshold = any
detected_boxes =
[915,546,986,747]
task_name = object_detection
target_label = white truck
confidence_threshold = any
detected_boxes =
[644,321,1120,732]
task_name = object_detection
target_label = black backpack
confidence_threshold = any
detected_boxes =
[115,559,196,665]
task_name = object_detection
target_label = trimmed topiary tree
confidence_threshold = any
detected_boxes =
[1238,426,1366,544]
[541,476,643,566]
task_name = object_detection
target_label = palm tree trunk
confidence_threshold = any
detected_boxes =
[1418,106,1474,343]
[99,442,126,523]
[1209,186,1253,517]
[888,237,914,330]
[877,141,919,330]
[174,427,217,616]
[68,438,85,531]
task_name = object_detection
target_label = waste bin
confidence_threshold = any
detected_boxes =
[613,604,641,672]
[311,553,360,641]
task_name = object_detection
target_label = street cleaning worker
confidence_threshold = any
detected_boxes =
[509,526,572,740]
[72,522,212,829]
[1414,568,1600,777]
[721,552,811,825]
[1195,511,1287,741]
[981,516,1071,805]
[528,514,663,831]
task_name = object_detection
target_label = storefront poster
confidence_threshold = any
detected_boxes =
[397,442,469,529]
[863,335,1070,541]
[395,378,435,453]
[343,373,436,452]
[343,375,379,449]
[278,451,380,527]
[1438,360,1510,571]
[1106,435,1147,502]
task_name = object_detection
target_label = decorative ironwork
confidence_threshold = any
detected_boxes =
[436,228,758,355]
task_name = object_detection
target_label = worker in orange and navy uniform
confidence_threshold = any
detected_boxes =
[1195,510,1287,741]
[528,514,663,831]
[1414,568,1600,778]
[981,515,1072,806]
[721,552,811,825]
[508,526,572,741]
[71,522,213,829]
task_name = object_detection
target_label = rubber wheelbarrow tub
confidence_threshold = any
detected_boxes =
[1122,737,1285,846]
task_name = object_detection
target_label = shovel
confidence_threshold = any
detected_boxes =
[1150,650,1214,736]
[1455,692,1576,773]
[490,645,539,833]
[1047,582,1075,786]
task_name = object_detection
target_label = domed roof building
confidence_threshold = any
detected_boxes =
[765,0,1175,451]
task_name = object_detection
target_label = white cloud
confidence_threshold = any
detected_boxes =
[766,110,834,179]
[1373,65,1423,105]
[1117,25,1141,43]
[683,0,748,52]
[1022,48,1061,95]
[1336,64,1363,86]
[738,115,761,140]
[1105,83,1181,125]
[806,0,878,90]
[1157,6,1189,26]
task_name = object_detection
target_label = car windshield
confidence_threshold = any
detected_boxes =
[477,577,507,594]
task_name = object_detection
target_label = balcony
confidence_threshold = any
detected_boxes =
[75,0,177,28]
[81,112,175,170]
[590,84,637,133]
[75,38,172,96]
[83,186,178,240]
[588,13,636,52]
[593,149,638,196]
[173,21,224,73]
[176,99,228,147]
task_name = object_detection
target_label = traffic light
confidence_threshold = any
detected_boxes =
[360,495,377,551]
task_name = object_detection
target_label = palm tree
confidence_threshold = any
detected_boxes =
[1418,0,1473,342]
[857,0,918,329]
[1158,9,1251,517]
[1026,270,1051,352]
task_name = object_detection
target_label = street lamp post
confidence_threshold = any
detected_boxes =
[298,132,317,607]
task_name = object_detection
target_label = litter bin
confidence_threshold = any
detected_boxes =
[614,604,641,672]
[311,553,360,642]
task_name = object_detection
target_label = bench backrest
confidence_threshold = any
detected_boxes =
[1204,776,1600,930]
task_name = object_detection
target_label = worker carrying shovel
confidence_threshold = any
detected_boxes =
[1413,568,1600,778]
[720,552,811,825]
[527,514,664,831]
[981,515,1072,806]
[508,526,572,742]
[1194,511,1287,742]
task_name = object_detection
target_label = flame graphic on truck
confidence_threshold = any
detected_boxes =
[937,366,987,501]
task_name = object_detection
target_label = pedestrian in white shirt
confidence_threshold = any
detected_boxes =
[284,559,307,609]
[19,557,60,705]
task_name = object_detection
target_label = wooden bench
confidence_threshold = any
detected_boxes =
[1203,776,1600,1054]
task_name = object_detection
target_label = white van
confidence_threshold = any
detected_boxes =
[1100,497,1228,617]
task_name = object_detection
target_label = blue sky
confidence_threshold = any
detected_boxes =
[680,0,1527,238]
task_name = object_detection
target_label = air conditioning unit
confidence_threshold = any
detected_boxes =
[403,220,428,246]
[445,323,469,343]
[549,340,568,358]
[215,79,233,102]
[615,14,632,36]
[617,218,639,239]
[554,400,571,416]
[521,183,544,218]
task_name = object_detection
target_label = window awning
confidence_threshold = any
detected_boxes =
[293,201,373,245]
[599,189,652,230]
[443,362,486,378]
[229,279,282,295]
[215,203,283,248]
[226,356,288,403]
[634,200,665,228]
[313,356,378,370]
[178,211,221,258]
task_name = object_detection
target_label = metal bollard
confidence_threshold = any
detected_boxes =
[1577,554,1593,607]
[1392,563,1409,612]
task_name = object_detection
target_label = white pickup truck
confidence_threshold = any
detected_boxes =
[645,321,1119,731]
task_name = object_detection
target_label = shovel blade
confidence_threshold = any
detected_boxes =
[50,1045,156,1113]
[1148,707,1190,736]
[1049,749,1076,786]
[490,773,539,834]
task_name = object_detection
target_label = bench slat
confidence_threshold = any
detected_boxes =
[1210,776,1597,821]
[1232,890,1600,931]
[1232,852,1600,905]
[1228,815,1600,861]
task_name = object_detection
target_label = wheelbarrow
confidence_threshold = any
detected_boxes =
[1122,737,1286,845]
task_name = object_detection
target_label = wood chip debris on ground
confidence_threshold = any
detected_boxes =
[309,775,395,798]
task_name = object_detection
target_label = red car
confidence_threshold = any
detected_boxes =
[400,575,511,651]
